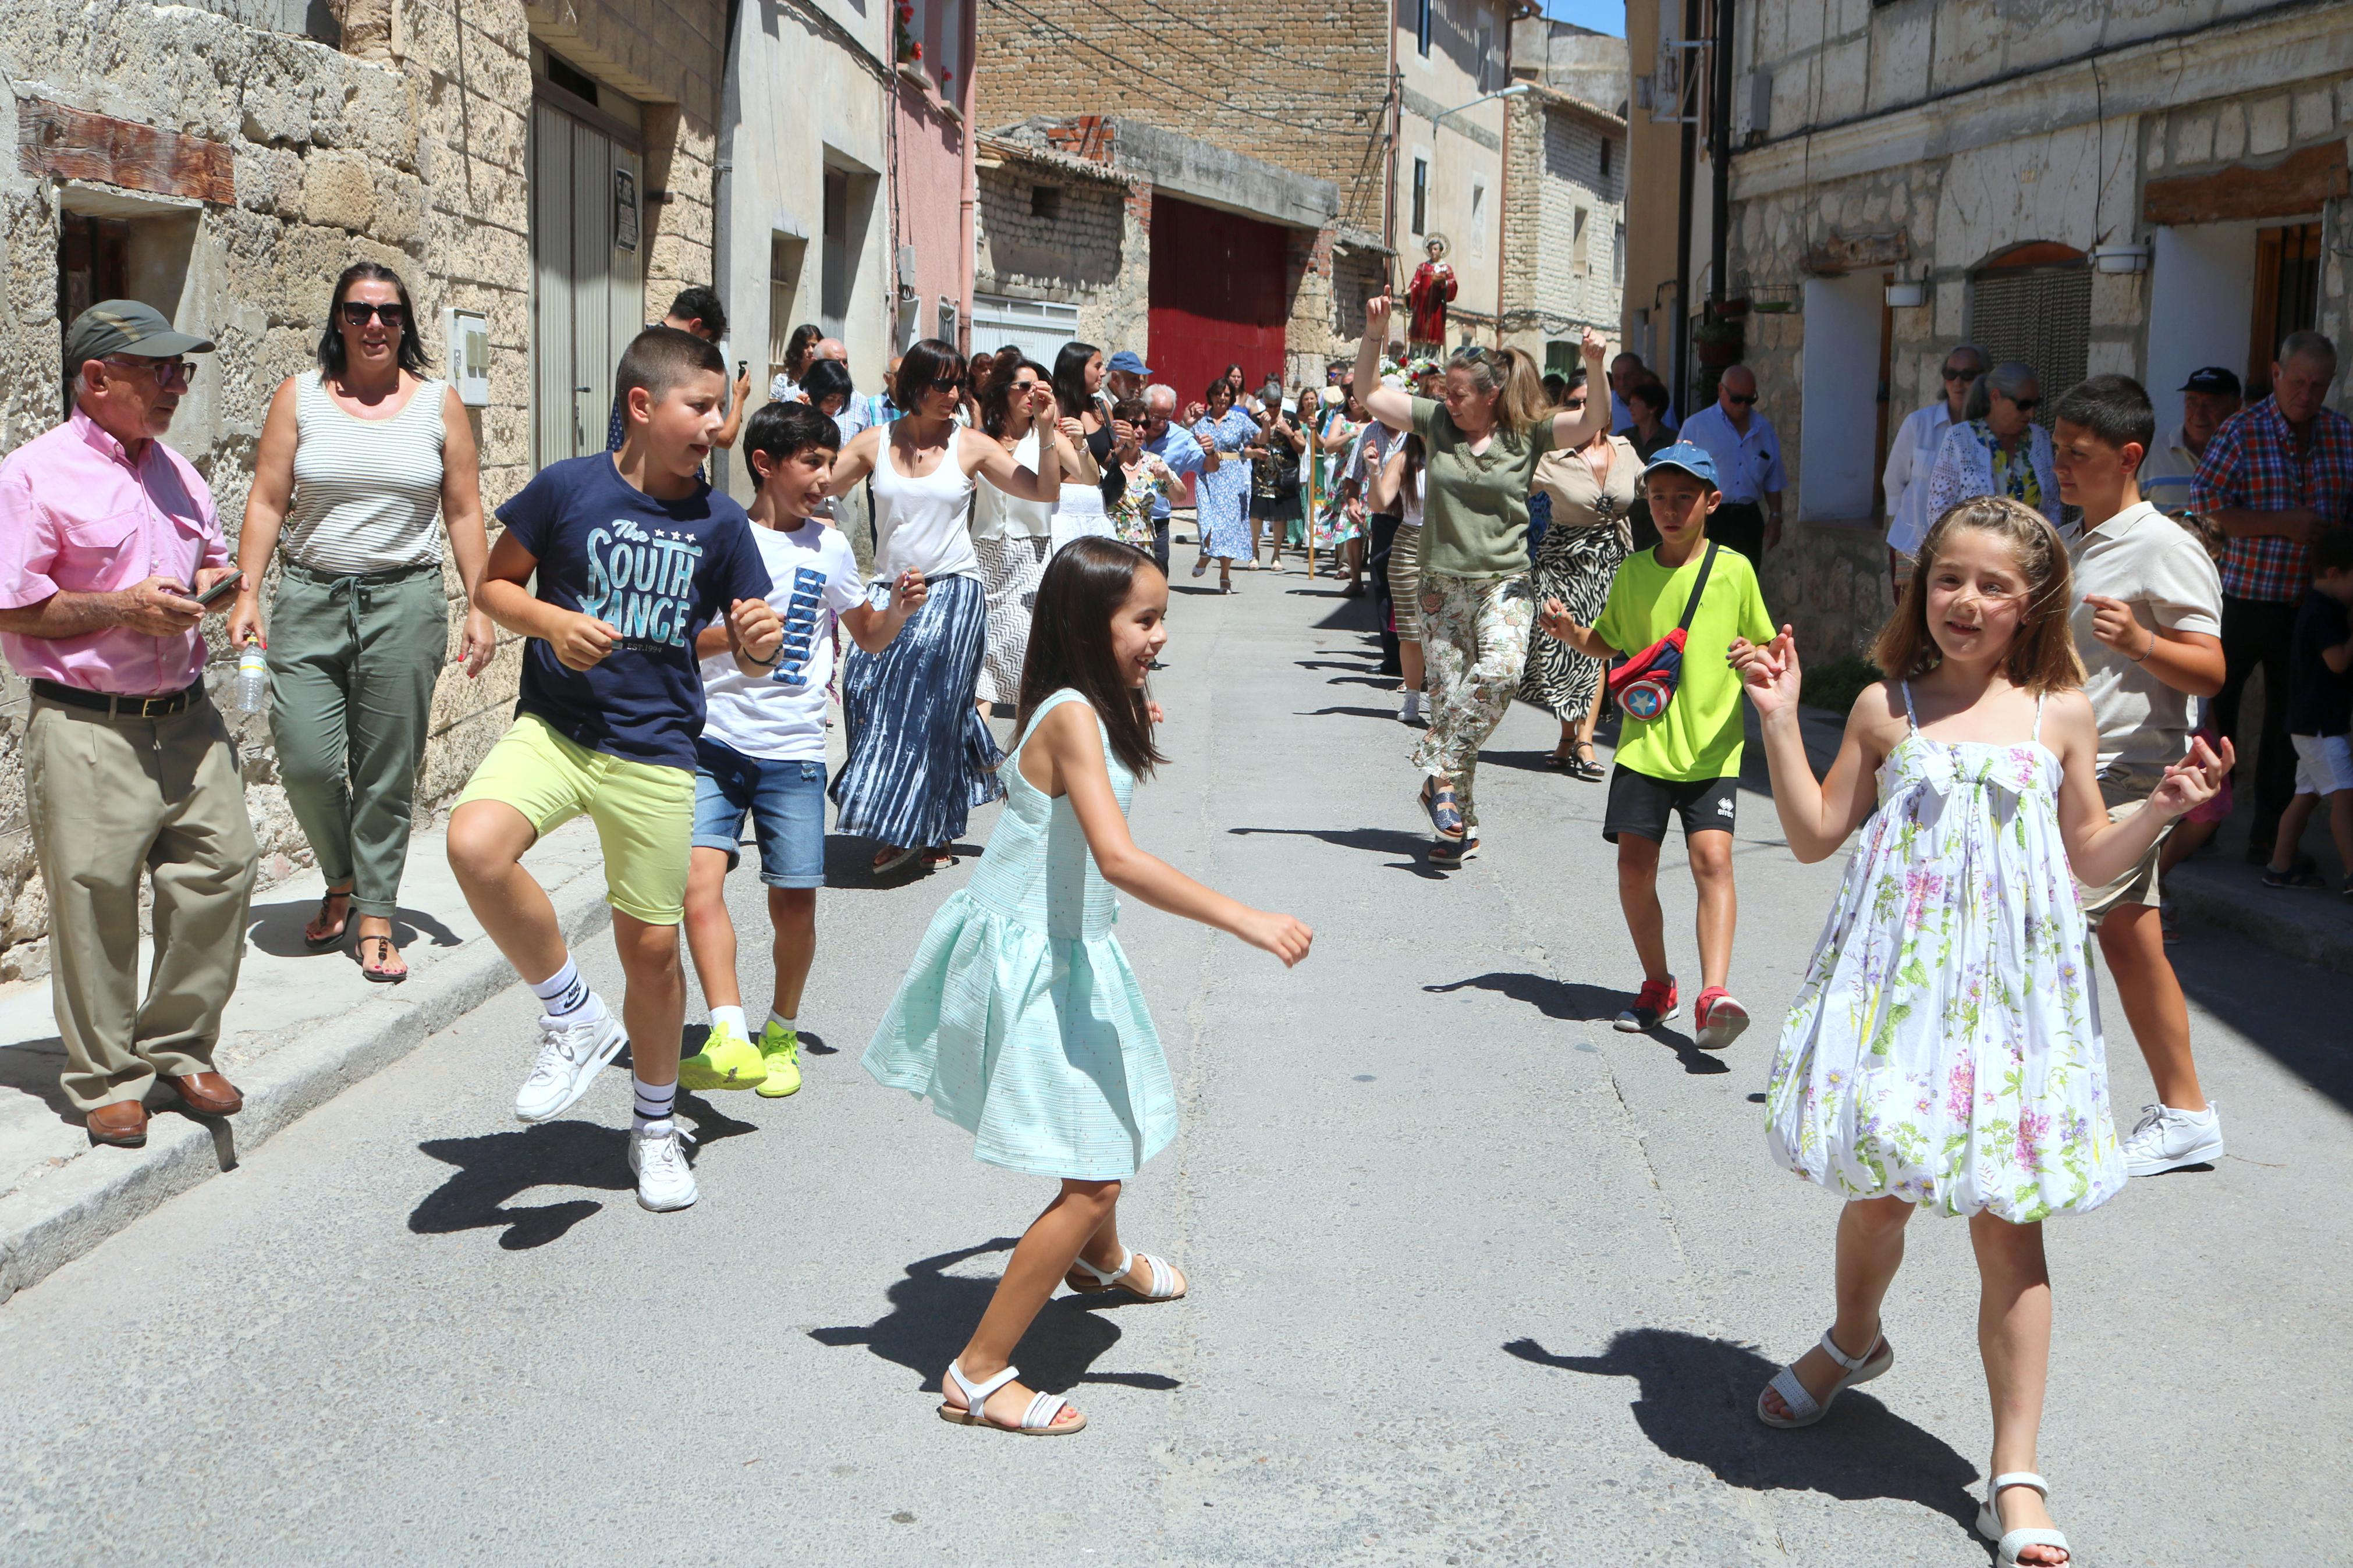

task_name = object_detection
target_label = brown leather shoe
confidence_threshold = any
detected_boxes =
[86,1100,150,1147]
[162,1071,244,1117]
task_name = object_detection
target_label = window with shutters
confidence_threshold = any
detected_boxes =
[1411,158,1429,236]
[1965,246,2091,426]
[2248,222,2322,400]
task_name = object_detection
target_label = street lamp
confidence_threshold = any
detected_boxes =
[1429,81,1533,128]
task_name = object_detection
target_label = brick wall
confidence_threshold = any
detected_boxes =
[974,154,1148,352]
[1500,90,1623,361]
[973,0,1394,234]
[0,0,725,977]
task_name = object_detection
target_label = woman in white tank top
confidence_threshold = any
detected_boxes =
[823,340,1063,876]
[228,263,494,981]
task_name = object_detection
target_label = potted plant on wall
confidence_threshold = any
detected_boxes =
[1694,315,1744,368]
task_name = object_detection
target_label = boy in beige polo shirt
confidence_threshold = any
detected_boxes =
[2052,374,2231,1177]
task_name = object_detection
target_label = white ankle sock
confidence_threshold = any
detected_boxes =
[530,958,591,1019]
[709,1004,747,1039]
[633,1076,676,1135]
[768,1011,797,1036]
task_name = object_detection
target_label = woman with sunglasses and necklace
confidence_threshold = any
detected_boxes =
[1926,362,2061,535]
[825,340,1064,879]
[1881,342,1988,602]
[229,263,495,982]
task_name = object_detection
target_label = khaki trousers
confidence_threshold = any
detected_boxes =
[25,694,261,1111]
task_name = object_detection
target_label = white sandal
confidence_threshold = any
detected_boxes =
[937,1360,1085,1435]
[1978,1471,2069,1565]
[1064,1246,1187,1302]
[1755,1327,1894,1428]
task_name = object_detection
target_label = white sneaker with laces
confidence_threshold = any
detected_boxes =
[629,1124,698,1211]
[1399,690,1422,723]
[513,1005,628,1123]
[2123,1101,2224,1176]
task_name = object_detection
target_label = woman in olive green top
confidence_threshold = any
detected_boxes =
[1354,296,1610,864]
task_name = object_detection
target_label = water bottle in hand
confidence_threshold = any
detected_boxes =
[235,646,268,714]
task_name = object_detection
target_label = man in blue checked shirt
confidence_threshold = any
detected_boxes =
[1137,382,1220,573]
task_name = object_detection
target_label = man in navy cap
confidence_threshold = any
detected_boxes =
[0,301,260,1147]
[2140,365,2242,518]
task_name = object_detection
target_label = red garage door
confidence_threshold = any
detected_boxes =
[1147,197,1288,407]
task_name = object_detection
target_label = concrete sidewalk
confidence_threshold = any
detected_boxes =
[0,818,615,1302]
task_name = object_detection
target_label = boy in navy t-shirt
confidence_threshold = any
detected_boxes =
[449,325,782,1213]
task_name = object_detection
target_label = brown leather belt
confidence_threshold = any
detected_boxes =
[31,678,201,719]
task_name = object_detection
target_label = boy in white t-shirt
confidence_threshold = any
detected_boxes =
[2052,374,2231,1177]
[679,401,927,1097]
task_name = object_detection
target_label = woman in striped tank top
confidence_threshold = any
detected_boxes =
[229,263,495,982]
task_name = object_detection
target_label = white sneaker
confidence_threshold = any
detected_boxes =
[2123,1101,2224,1176]
[1399,690,1422,723]
[628,1124,698,1211]
[513,1004,628,1123]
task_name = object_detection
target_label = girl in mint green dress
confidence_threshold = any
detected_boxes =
[1730,497,2230,1567]
[865,536,1313,1437]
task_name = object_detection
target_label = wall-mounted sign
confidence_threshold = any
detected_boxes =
[615,169,638,253]
[445,307,491,407]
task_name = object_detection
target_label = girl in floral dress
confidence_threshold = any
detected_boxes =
[1730,496,2230,1568]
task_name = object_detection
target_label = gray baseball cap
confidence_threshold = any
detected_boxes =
[63,300,215,374]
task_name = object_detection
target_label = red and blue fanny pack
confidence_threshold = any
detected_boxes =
[1606,542,1718,723]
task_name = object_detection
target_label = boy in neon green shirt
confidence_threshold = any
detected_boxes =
[1542,442,1774,1048]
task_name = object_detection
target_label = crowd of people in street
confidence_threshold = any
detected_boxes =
[6,250,2353,1564]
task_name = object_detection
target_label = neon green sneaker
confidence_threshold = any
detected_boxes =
[678,1021,767,1091]
[754,1020,802,1098]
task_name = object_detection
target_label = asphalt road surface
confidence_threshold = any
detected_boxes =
[5,564,2347,1565]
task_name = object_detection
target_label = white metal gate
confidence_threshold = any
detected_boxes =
[530,102,644,465]
[971,294,1081,368]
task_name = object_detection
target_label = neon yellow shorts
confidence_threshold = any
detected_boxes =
[455,713,695,925]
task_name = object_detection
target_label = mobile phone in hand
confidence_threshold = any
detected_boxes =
[194,571,245,608]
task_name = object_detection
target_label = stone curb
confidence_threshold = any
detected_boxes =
[0,863,615,1305]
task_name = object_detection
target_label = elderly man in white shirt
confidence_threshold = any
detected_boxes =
[1677,364,1783,562]
[2138,365,2242,519]
[1881,342,1987,601]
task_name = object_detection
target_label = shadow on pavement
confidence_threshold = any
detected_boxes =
[1506,1329,1979,1532]
[244,900,465,961]
[808,1238,1180,1398]
[1297,705,1407,722]
[1424,972,1728,1075]
[1229,826,1444,880]
[409,1090,758,1249]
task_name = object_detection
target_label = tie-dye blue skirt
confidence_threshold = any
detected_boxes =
[830,571,1006,849]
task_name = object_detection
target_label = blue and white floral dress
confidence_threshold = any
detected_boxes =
[1191,408,1259,561]
[1765,682,2125,1222]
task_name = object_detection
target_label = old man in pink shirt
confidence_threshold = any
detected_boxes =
[0,301,260,1147]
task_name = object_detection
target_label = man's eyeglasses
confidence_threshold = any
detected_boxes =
[104,357,197,390]
[1725,393,1758,406]
[339,301,407,328]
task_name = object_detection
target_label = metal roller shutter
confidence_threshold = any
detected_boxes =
[1965,265,2090,422]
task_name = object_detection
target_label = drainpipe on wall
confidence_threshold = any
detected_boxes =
[713,0,744,497]
[1709,0,1732,314]
[1671,0,1698,406]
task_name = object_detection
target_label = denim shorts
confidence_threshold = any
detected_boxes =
[691,738,828,888]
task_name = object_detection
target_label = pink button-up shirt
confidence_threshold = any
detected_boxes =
[0,408,228,696]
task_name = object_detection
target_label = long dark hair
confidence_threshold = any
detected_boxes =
[783,323,822,381]
[318,261,428,378]
[1052,340,1101,420]
[981,349,1050,437]
[1015,536,1166,778]
[892,337,967,411]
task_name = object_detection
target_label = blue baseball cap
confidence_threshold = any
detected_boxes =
[1108,349,1151,376]
[1643,441,1719,488]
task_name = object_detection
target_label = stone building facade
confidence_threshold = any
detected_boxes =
[1,0,726,976]
[973,0,1391,392]
[973,136,1149,362]
[1499,83,1625,373]
[1719,0,2353,661]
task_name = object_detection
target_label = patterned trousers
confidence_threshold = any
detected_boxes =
[1411,571,1534,831]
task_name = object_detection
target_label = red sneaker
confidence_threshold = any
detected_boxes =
[1614,976,1678,1032]
[1694,987,1750,1050]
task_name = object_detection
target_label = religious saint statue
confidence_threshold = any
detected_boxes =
[1405,236,1457,353]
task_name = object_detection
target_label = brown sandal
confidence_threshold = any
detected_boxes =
[304,888,353,950]
[358,933,409,984]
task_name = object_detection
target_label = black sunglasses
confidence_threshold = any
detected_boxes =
[2007,395,2041,412]
[928,374,964,392]
[340,301,407,328]
[1942,364,1979,381]
[1725,393,1757,406]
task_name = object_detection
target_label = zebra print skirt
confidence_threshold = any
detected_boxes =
[829,571,1006,849]
[1518,518,1628,722]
